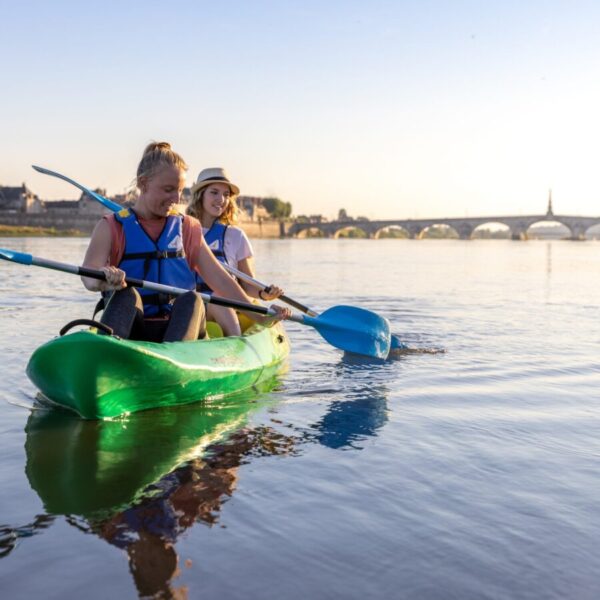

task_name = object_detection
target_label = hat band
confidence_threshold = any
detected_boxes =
[201,176,231,184]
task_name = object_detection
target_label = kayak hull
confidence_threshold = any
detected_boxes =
[26,323,289,419]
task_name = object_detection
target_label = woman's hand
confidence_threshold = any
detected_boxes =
[100,266,127,291]
[259,284,284,301]
[259,303,292,328]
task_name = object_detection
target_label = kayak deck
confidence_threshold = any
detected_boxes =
[26,322,289,419]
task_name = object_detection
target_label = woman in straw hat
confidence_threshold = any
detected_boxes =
[188,167,284,337]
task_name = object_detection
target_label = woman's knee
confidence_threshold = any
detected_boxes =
[165,291,206,342]
[175,291,205,316]
[106,287,143,310]
[100,287,144,339]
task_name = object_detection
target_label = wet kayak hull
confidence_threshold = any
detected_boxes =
[26,323,289,419]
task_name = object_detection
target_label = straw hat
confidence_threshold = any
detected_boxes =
[190,167,240,196]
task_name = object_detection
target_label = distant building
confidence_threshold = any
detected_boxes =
[0,184,43,213]
[0,183,126,216]
[237,195,269,222]
[76,189,115,215]
[43,190,124,215]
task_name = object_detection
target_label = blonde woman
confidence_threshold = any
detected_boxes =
[188,168,283,336]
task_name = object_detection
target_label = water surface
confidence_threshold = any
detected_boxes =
[1,237,599,599]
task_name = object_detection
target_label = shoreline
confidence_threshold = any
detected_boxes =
[0,220,284,239]
[0,224,87,237]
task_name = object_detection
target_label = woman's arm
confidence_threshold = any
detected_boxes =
[81,219,126,292]
[195,237,290,323]
[237,256,284,301]
[237,256,260,297]
[196,236,255,302]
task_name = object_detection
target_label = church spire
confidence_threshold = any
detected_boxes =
[546,189,553,217]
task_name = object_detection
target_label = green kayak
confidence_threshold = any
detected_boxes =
[26,322,289,419]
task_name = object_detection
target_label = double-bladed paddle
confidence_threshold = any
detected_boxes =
[0,248,391,359]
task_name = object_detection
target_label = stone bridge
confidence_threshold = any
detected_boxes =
[286,213,600,240]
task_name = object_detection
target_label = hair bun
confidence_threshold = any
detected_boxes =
[143,141,172,156]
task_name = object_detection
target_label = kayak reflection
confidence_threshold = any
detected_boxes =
[24,380,299,599]
[25,396,263,518]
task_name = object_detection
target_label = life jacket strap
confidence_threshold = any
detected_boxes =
[121,249,185,260]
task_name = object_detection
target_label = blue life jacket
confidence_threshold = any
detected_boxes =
[115,208,197,317]
[196,221,229,293]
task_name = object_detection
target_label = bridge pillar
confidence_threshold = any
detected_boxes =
[457,224,474,240]
[568,224,587,240]
[407,227,421,240]
[510,227,528,241]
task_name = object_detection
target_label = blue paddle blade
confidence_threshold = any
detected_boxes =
[0,248,33,265]
[32,165,122,212]
[303,305,391,359]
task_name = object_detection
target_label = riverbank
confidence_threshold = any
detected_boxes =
[240,220,283,238]
[0,218,284,238]
[0,224,85,237]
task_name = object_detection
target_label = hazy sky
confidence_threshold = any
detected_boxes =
[2,0,599,219]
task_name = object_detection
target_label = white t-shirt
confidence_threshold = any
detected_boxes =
[202,225,253,267]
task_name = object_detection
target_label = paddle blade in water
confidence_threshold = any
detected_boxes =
[390,334,408,350]
[303,305,391,359]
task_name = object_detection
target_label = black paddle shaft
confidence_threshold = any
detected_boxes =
[74,265,271,316]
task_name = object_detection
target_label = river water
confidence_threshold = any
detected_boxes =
[0,237,599,599]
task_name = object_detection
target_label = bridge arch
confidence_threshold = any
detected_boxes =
[527,219,571,240]
[420,223,459,239]
[373,225,409,239]
[585,224,600,239]
[472,221,510,239]
[333,225,369,239]
[296,226,327,239]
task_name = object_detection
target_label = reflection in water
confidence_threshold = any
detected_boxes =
[82,427,297,599]
[21,385,300,599]
[545,241,553,302]
[315,396,388,449]
[313,354,390,450]
[0,514,55,558]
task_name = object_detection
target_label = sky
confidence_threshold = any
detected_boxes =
[1,0,600,220]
